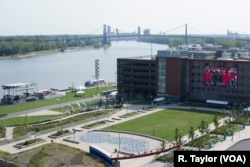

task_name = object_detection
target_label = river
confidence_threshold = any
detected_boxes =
[0,41,168,97]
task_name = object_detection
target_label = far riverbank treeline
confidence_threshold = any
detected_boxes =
[0,35,102,57]
[140,36,247,49]
[1,35,248,57]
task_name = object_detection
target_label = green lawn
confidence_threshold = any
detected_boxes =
[105,109,222,142]
[0,115,61,127]
[0,86,115,114]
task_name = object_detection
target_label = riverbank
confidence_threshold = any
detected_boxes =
[0,46,98,60]
[0,41,168,100]
[0,49,59,60]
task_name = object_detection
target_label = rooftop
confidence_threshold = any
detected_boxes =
[157,44,250,61]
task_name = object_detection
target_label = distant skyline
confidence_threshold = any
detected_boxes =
[0,0,249,36]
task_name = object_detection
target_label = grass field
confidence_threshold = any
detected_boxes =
[0,86,115,114]
[105,108,222,142]
[0,115,61,127]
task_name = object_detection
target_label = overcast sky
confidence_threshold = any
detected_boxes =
[0,0,249,36]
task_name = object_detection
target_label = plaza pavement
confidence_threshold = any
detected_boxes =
[0,103,250,167]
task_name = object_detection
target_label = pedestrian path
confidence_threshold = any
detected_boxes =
[5,127,14,140]
[0,103,249,167]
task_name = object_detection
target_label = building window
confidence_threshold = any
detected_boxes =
[158,58,166,94]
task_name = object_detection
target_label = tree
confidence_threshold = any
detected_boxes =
[198,120,208,137]
[34,127,40,141]
[188,126,195,146]
[235,103,245,123]
[178,132,182,145]
[213,113,219,129]
[204,121,210,139]
[231,103,243,124]
[175,128,182,144]
[160,140,167,149]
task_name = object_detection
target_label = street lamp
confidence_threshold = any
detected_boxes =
[188,121,193,147]
[152,121,155,140]
[33,100,35,112]
[108,112,110,132]
[72,120,75,142]
[188,121,192,129]
[179,130,182,144]
[118,133,121,154]
[129,92,132,103]
[126,105,128,115]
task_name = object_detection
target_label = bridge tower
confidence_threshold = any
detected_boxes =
[137,26,141,41]
[185,23,188,45]
[103,24,107,46]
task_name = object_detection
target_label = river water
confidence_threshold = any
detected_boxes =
[0,41,168,97]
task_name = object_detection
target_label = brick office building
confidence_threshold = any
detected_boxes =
[117,45,250,105]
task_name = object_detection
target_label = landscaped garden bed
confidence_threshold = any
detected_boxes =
[156,151,174,163]
[185,134,221,149]
[119,111,139,118]
[12,109,115,138]
[211,124,242,136]
[14,138,46,149]
[82,120,106,129]
[0,126,5,138]
[48,130,72,139]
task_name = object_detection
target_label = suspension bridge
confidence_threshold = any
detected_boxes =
[59,24,250,46]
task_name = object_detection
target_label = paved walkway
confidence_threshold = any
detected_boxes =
[0,103,249,167]
[0,104,164,167]
[4,127,14,140]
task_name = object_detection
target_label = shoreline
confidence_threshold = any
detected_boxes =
[0,46,99,60]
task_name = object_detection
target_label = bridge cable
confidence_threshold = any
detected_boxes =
[87,25,103,35]
[162,24,186,34]
[187,24,205,35]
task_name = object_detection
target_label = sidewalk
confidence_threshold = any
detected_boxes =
[210,125,250,151]
[0,104,165,167]
[0,103,249,167]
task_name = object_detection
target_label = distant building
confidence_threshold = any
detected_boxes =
[143,29,150,35]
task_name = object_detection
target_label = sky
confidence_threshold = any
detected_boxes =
[0,0,249,36]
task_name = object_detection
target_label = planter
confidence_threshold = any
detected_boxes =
[14,138,46,149]
[48,130,73,139]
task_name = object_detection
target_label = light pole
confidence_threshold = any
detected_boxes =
[72,120,75,142]
[118,133,121,154]
[108,112,110,132]
[129,92,132,103]
[179,130,182,144]
[115,71,117,84]
[188,121,192,147]
[152,121,155,140]
[33,100,35,112]
[126,105,128,115]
